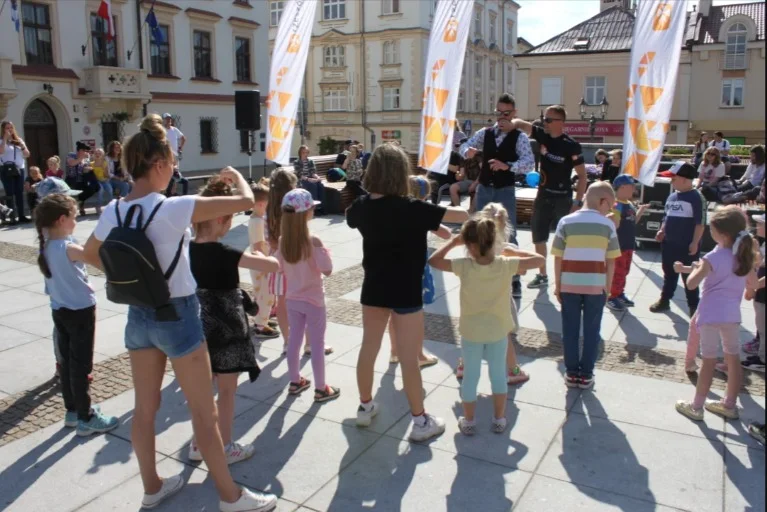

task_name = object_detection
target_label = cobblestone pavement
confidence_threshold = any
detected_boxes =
[0,239,763,448]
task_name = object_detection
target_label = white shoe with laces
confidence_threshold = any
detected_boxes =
[188,438,202,462]
[220,487,277,512]
[409,413,445,442]
[225,442,256,465]
[356,401,379,427]
[141,474,184,509]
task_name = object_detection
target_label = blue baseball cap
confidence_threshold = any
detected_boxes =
[612,174,636,189]
[36,177,82,198]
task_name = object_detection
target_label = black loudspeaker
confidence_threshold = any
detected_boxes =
[235,90,261,131]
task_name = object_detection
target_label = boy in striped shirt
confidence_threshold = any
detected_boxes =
[552,181,621,389]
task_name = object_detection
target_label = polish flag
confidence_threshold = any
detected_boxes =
[97,0,114,40]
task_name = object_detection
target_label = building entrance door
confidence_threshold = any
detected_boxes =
[23,99,59,171]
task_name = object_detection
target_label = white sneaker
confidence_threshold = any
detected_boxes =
[141,474,184,509]
[220,487,277,512]
[226,442,256,465]
[188,438,202,462]
[409,413,445,442]
[356,401,379,427]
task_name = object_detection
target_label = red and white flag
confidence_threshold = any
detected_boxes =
[97,0,114,40]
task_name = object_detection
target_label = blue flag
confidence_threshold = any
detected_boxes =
[11,0,19,32]
[146,8,162,43]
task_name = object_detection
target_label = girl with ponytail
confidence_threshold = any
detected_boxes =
[675,205,759,422]
[429,216,543,436]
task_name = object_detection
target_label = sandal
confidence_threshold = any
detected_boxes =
[304,346,334,356]
[314,385,341,403]
[419,355,438,369]
[288,377,311,395]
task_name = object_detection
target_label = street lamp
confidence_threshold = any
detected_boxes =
[579,96,609,141]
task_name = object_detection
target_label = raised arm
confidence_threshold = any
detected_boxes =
[459,128,485,159]
[512,118,533,137]
[432,224,452,240]
[442,206,469,225]
[238,252,279,273]
[428,234,462,272]
[191,167,254,223]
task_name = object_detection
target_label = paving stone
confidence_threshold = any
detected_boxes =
[304,435,533,511]
[0,325,41,352]
[723,444,765,512]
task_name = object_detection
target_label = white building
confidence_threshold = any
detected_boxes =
[0,0,269,175]
[268,0,520,155]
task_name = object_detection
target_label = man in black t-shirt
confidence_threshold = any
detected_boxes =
[513,106,587,289]
[335,140,352,166]
[428,150,461,204]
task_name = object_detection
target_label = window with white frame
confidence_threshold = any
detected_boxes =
[721,78,744,107]
[474,91,481,112]
[382,0,400,15]
[489,60,496,81]
[383,41,399,65]
[270,1,284,27]
[323,0,346,20]
[584,76,606,105]
[506,20,514,49]
[383,86,400,110]
[473,7,481,37]
[489,13,497,43]
[541,77,562,105]
[474,55,482,77]
[323,45,345,67]
[324,89,347,111]
[458,90,465,111]
[724,23,747,69]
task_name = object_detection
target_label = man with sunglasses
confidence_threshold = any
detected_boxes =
[459,93,535,298]
[512,106,587,289]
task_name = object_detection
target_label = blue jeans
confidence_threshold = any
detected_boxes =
[97,180,113,205]
[474,184,519,283]
[561,292,606,378]
[461,337,508,402]
[110,178,131,198]
[1,167,25,218]
[300,179,325,209]
[661,242,700,308]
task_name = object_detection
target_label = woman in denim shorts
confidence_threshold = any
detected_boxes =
[84,114,276,512]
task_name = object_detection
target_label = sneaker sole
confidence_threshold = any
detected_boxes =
[253,333,280,339]
[76,423,118,437]
[675,404,704,421]
[526,282,548,289]
[141,476,185,509]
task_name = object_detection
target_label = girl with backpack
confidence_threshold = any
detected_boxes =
[35,194,118,437]
[188,176,280,464]
[83,114,277,512]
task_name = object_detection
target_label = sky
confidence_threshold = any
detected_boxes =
[516,0,760,47]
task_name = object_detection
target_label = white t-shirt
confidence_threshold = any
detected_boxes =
[1,141,26,169]
[166,126,184,155]
[709,139,731,153]
[93,193,197,298]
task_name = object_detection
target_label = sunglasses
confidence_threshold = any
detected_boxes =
[543,117,564,124]
[494,109,514,117]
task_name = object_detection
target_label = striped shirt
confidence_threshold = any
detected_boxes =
[551,209,621,295]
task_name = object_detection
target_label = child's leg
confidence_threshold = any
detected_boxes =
[579,293,606,378]
[559,293,582,376]
[609,250,631,299]
[460,341,483,421]
[58,307,96,421]
[388,316,397,358]
[52,327,63,365]
[692,324,721,408]
[721,324,743,409]
[755,302,766,362]
[251,271,273,328]
[304,303,327,391]
[285,300,306,383]
[277,294,290,346]
[51,310,76,415]
[215,373,239,446]
[685,313,701,366]
[485,338,508,419]
[358,306,389,403]
[659,244,681,302]
[99,181,113,205]
[680,253,701,312]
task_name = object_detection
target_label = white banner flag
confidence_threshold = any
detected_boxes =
[418,0,474,174]
[621,0,687,186]
[266,0,317,165]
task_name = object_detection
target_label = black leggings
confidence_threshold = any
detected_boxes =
[52,306,96,421]
[66,174,100,208]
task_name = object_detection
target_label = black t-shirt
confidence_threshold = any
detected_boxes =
[602,164,620,184]
[346,195,446,308]
[449,151,462,167]
[189,241,243,290]
[335,151,348,166]
[532,125,584,196]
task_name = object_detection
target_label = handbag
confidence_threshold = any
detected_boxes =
[0,146,20,180]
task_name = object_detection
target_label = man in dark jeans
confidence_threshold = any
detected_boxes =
[513,105,587,289]
[66,142,100,215]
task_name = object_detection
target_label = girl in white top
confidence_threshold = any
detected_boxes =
[248,179,279,338]
[0,121,31,222]
[697,147,726,187]
[83,114,276,512]
[738,145,765,190]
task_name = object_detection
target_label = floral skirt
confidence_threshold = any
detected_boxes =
[197,288,260,382]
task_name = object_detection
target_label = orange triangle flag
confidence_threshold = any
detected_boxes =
[266,140,283,161]
[433,88,450,112]
[639,86,664,113]
[422,144,443,168]
[278,92,292,112]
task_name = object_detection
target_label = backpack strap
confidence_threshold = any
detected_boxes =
[123,204,144,229]
[163,236,184,280]
[142,200,165,232]
[114,198,123,228]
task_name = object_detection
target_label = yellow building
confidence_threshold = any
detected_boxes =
[514,0,765,145]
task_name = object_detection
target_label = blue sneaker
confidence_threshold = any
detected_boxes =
[606,298,626,312]
[64,411,78,428]
[76,409,118,437]
[618,293,635,307]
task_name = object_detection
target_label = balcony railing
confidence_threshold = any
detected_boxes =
[82,66,149,97]
[720,53,747,70]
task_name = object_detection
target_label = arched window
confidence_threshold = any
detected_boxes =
[383,41,399,65]
[323,46,345,67]
[724,22,747,69]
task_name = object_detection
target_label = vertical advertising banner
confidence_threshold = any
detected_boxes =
[418,0,474,174]
[266,0,317,164]
[621,0,687,186]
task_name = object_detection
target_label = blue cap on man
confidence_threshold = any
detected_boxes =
[612,174,636,189]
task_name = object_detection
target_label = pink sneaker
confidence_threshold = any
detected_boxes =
[743,338,760,356]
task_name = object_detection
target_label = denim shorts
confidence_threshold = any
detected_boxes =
[392,306,422,315]
[125,295,204,359]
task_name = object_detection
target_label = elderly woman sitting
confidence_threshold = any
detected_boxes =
[293,145,325,212]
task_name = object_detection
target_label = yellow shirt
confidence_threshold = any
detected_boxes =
[92,164,108,182]
[451,256,520,343]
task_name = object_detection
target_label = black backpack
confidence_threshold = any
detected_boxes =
[99,199,183,309]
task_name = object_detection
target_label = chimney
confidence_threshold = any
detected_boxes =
[698,0,712,17]
[599,0,631,12]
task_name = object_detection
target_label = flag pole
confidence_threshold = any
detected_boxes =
[127,0,155,61]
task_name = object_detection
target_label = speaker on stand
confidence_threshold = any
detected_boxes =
[235,90,261,183]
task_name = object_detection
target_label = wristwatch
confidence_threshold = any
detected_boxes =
[574,199,584,207]
[505,161,513,171]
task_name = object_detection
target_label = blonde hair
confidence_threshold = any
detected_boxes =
[28,166,42,179]
[584,181,615,209]
[408,176,430,200]
[363,143,410,196]
[193,175,233,235]
[703,146,722,167]
[251,178,269,202]
[122,113,173,180]
[709,205,758,277]
[279,209,312,264]
[46,156,60,169]
[460,216,497,259]
[267,167,298,246]
[480,202,513,255]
